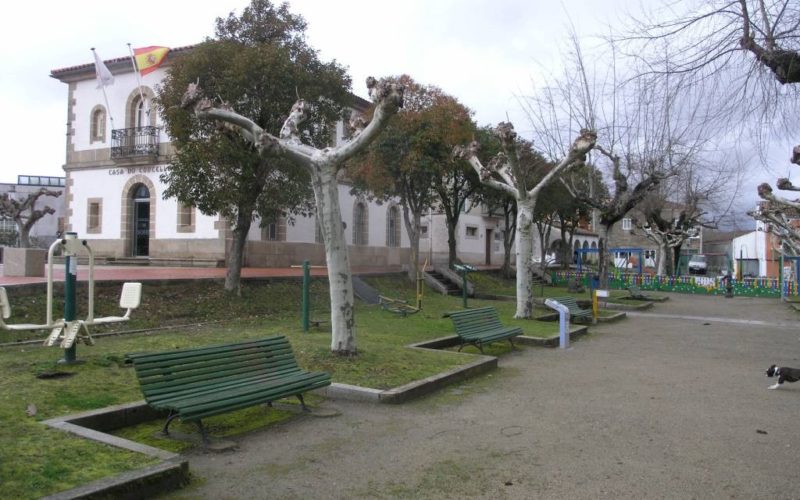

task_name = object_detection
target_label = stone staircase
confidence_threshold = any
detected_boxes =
[424,265,475,296]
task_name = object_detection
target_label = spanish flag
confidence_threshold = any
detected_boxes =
[133,46,170,76]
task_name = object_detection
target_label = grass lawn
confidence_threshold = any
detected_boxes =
[470,270,631,303]
[0,273,568,498]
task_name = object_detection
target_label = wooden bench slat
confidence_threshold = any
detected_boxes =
[135,350,298,379]
[181,376,333,421]
[132,343,295,369]
[142,366,305,401]
[175,372,329,411]
[156,371,329,411]
[127,337,288,361]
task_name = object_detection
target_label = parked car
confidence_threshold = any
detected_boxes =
[688,254,708,275]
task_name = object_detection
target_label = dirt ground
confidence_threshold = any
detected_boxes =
[167,294,800,499]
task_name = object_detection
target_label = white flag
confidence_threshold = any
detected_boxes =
[93,50,114,88]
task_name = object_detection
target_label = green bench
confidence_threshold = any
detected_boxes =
[549,296,593,323]
[126,336,331,443]
[448,306,522,353]
[627,285,666,302]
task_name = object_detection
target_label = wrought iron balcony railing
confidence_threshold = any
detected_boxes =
[111,126,160,159]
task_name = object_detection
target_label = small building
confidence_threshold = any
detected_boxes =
[606,204,701,274]
[731,224,782,279]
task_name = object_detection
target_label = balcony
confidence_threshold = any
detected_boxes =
[111,126,160,159]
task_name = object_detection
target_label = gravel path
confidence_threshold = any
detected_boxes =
[168,294,800,499]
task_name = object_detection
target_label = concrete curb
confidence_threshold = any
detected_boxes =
[538,310,627,324]
[314,336,498,403]
[603,300,654,311]
[41,401,188,499]
[41,459,188,500]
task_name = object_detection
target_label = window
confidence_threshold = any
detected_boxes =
[176,203,195,233]
[87,198,102,234]
[353,202,368,246]
[262,217,285,241]
[419,225,429,239]
[0,218,15,233]
[465,226,478,238]
[17,175,65,186]
[135,98,147,128]
[126,89,156,129]
[90,106,106,143]
[622,218,632,231]
[386,205,401,247]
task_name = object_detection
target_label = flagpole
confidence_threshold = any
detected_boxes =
[91,48,115,130]
[127,43,150,120]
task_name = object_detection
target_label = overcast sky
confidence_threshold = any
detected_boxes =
[1,0,794,225]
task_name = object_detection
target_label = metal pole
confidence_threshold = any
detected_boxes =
[302,260,310,332]
[462,272,468,309]
[62,233,78,363]
[559,309,570,349]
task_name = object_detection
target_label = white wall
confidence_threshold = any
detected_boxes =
[732,231,767,276]
[70,167,218,239]
[73,68,170,151]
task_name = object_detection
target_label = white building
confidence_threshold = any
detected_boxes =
[50,47,508,268]
[731,214,781,278]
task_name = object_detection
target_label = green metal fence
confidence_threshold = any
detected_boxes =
[551,271,794,298]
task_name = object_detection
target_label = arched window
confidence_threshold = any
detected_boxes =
[135,98,147,128]
[125,88,156,129]
[386,205,401,247]
[353,202,368,246]
[90,106,106,143]
[133,184,150,200]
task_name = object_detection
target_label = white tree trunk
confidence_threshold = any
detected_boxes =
[514,201,535,318]
[455,124,596,318]
[183,77,404,356]
[656,241,669,276]
[312,169,356,354]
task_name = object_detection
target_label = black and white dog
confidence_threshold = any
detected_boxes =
[766,364,800,389]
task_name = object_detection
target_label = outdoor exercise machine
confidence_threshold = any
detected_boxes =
[453,263,476,308]
[296,260,330,332]
[378,259,427,316]
[0,232,142,363]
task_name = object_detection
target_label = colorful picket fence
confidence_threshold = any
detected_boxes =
[551,271,794,298]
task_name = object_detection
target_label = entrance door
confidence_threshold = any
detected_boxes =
[132,184,150,257]
[485,229,493,265]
